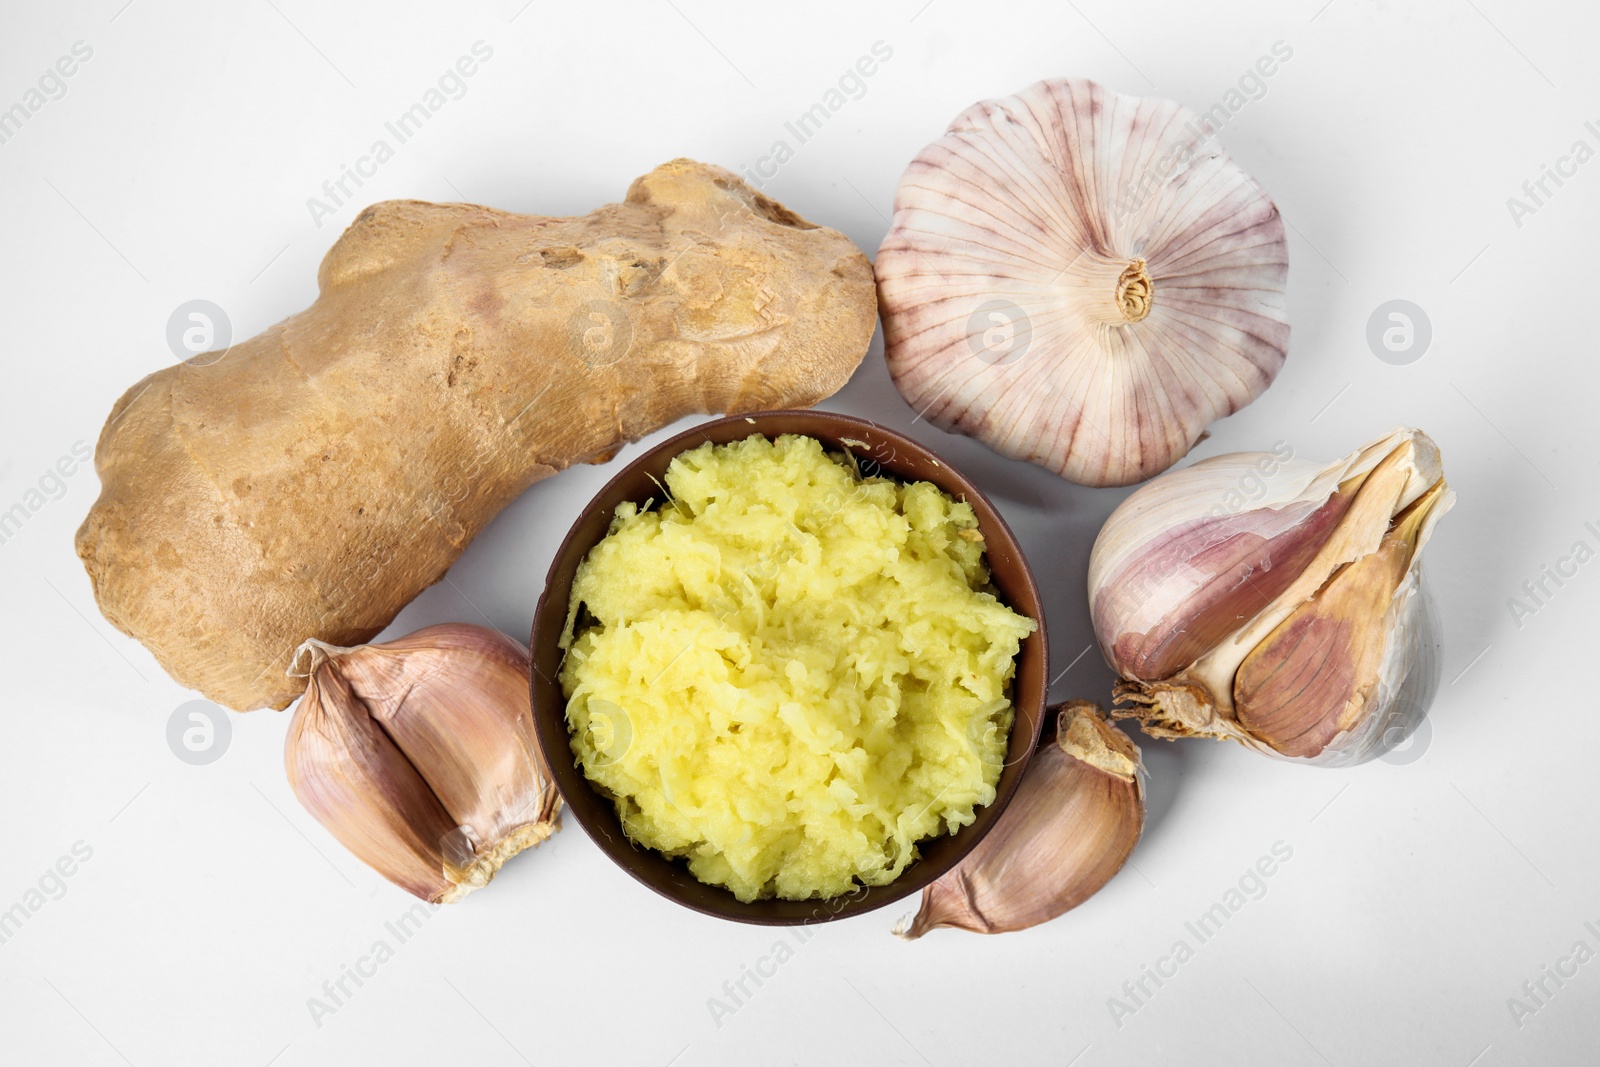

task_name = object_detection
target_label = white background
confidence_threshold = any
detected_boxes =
[2,1,1596,1064]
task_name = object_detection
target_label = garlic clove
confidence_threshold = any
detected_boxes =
[286,665,463,902]
[1091,473,1363,681]
[1232,481,1446,758]
[284,624,561,902]
[1089,427,1434,683]
[877,77,1289,487]
[894,702,1144,938]
[1093,428,1453,765]
[1181,430,1445,709]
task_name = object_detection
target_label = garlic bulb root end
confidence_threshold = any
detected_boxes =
[1112,680,1223,739]
[1112,259,1153,323]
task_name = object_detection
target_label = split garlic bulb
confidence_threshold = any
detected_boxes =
[1089,429,1453,766]
[284,624,561,901]
[878,77,1290,487]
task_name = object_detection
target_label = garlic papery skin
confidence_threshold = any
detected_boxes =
[894,702,1144,939]
[1090,428,1453,766]
[876,77,1289,487]
[284,624,561,902]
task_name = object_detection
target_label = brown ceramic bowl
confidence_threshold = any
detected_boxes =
[529,411,1048,924]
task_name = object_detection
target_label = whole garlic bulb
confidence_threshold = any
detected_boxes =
[284,623,561,902]
[1089,428,1453,766]
[877,77,1289,487]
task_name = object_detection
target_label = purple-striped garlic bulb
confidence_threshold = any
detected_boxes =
[877,77,1290,487]
[1088,428,1453,767]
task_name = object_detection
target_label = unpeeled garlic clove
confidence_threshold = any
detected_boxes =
[1232,481,1445,757]
[284,624,561,902]
[894,702,1144,939]
[877,77,1290,487]
[1091,428,1453,766]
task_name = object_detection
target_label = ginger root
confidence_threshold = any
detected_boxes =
[76,160,876,711]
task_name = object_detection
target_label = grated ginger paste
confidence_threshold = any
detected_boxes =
[559,434,1036,902]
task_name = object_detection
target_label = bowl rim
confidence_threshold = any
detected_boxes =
[528,410,1049,925]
